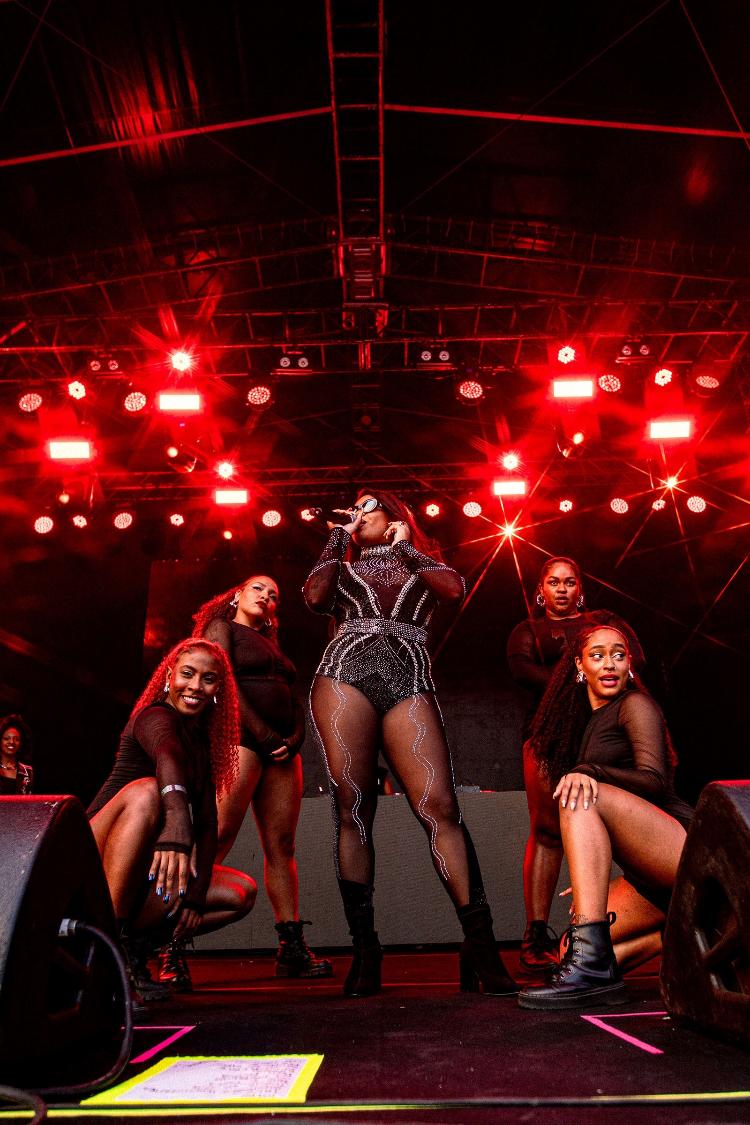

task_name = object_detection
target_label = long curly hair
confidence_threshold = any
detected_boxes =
[192,576,279,641]
[350,489,443,559]
[531,556,584,618]
[529,623,675,784]
[0,713,33,764]
[130,639,240,797]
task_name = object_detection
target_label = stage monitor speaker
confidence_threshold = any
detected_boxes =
[0,795,123,1088]
[661,780,750,1047]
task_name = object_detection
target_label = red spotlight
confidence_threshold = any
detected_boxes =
[123,391,147,413]
[113,512,134,529]
[170,350,194,372]
[556,345,576,365]
[457,379,484,401]
[157,391,201,413]
[610,498,629,514]
[598,374,621,393]
[695,373,720,391]
[648,418,693,440]
[653,367,673,387]
[67,380,87,400]
[262,509,282,527]
[501,521,518,539]
[247,384,273,408]
[169,512,185,527]
[559,499,573,512]
[492,479,526,497]
[501,452,520,471]
[463,501,482,518]
[215,488,248,506]
[552,378,594,399]
[47,439,93,462]
[571,431,585,446]
[687,495,707,513]
[222,529,233,540]
[34,516,54,535]
[57,490,70,505]
[72,514,88,529]
[18,392,43,413]
[300,508,316,522]
[216,461,234,480]
[424,502,441,518]
[652,497,666,511]
[165,444,179,459]
[665,475,679,490]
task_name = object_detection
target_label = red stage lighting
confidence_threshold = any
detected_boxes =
[247,384,273,408]
[492,479,526,497]
[47,439,93,462]
[300,508,316,522]
[687,495,707,513]
[552,378,594,399]
[170,350,194,372]
[67,380,86,400]
[113,512,134,529]
[457,379,484,401]
[695,373,720,391]
[501,452,520,471]
[72,514,88,529]
[557,346,576,365]
[665,475,679,489]
[653,367,673,387]
[157,391,201,413]
[262,509,282,527]
[215,488,248,506]
[652,497,666,511]
[57,490,70,505]
[463,501,482,518]
[34,516,54,535]
[424,502,441,518]
[598,374,621,393]
[648,418,692,440]
[222,529,233,540]
[123,391,147,413]
[169,513,185,527]
[559,499,573,512]
[571,431,585,446]
[216,461,234,480]
[166,444,179,459]
[18,392,43,413]
[610,498,629,514]
[501,522,517,539]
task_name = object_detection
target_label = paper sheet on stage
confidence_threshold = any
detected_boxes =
[82,1054,324,1105]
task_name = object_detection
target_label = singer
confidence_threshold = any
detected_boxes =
[303,491,516,998]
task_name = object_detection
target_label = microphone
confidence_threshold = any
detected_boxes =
[306,507,349,525]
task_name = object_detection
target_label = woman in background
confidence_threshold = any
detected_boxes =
[0,714,33,795]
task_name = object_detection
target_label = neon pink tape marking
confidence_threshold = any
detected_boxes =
[130,1025,196,1064]
[582,1011,667,1056]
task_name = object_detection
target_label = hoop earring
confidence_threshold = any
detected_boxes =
[536,592,545,607]
[576,670,586,683]
[576,595,585,610]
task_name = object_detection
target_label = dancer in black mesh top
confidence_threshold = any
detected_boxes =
[304,491,516,997]
[518,624,692,1011]
[0,714,33,795]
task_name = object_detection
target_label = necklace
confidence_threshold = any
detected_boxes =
[0,762,16,771]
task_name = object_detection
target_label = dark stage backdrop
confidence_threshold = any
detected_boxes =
[2,530,746,807]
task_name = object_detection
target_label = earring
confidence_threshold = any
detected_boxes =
[576,594,585,610]
[576,670,586,683]
[628,670,634,680]
[164,678,170,693]
[230,592,239,608]
[536,592,545,607]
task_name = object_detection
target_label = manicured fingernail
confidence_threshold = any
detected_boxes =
[179,888,186,898]
[584,801,589,809]
[571,800,576,810]
[163,893,170,904]
[561,799,567,808]
[156,887,163,897]
[148,873,155,882]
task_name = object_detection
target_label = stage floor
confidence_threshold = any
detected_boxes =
[15,950,750,1124]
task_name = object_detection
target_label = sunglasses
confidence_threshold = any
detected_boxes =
[351,497,383,514]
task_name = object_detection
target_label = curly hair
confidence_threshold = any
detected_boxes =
[532,556,584,618]
[192,576,279,641]
[0,713,33,764]
[529,623,675,784]
[349,489,444,560]
[130,639,240,797]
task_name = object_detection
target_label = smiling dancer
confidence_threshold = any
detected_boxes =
[304,491,516,997]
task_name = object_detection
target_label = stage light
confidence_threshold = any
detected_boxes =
[610,498,629,514]
[88,358,102,372]
[157,391,201,413]
[571,431,585,446]
[648,418,693,440]
[598,374,621,393]
[247,383,273,408]
[169,513,185,527]
[18,392,43,413]
[72,514,88,529]
[665,475,679,489]
[463,501,482,518]
[216,461,234,480]
[652,497,666,511]
[277,351,309,369]
[457,378,484,401]
[501,452,520,471]
[654,367,673,387]
[215,488,248,506]
[166,444,179,459]
[107,358,120,372]
[47,439,93,461]
[222,529,233,540]
[552,378,594,399]
[438,348,451,362]
[424,502,441,518]
[559,499,573,512]
[113,512,134,529]
[420,348,433,362]
[165,445,196,473]
[300,508,316,522]
[501,522,517,539]
[57,490,70,505]
[170,350,194,372]
[67,380,87,400]
[687,495,707,513]
[34,516,54,535]
[262,509,282,527]
[123,390,147,413]
[557,346,576,365]
[492,479,526,497]
[619,340,650,359]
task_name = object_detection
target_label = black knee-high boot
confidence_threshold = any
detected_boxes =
[457,902,518,996]
[338,879,382,998]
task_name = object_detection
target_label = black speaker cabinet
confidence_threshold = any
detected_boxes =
[0,795,123,1087]
[661,781,750,1047]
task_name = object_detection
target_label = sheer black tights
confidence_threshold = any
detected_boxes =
[310,676,484,907]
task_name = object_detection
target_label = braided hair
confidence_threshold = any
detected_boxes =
[130,639,240,797]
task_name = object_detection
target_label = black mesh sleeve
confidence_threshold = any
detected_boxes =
[573,692,669,800]
[506,621,551,692]
[303,526,351,613]
[203,617,282,755]
[133,707,194,853]
[391,540,465,603]
[184,778,218,911]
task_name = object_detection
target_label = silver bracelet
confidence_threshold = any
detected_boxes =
[160,783,188,798]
